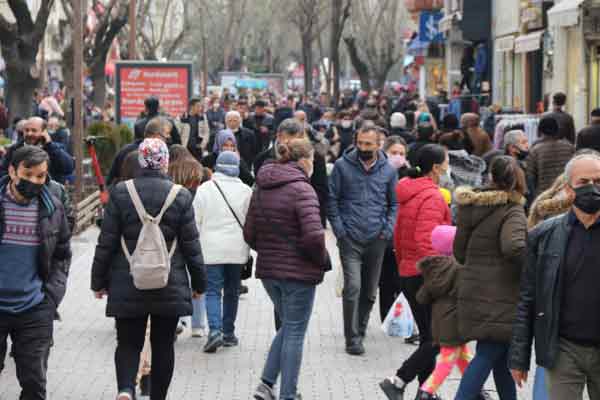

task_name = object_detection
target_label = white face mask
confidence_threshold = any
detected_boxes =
[341,120,352,129]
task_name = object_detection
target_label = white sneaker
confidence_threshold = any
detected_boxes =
[191,328,205,337]
[116,392,132,400]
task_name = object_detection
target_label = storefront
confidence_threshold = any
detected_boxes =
[547,0,597,129]
[492,0,520,107]
[515,30,545,112]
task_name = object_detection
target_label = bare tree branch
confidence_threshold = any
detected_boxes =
[7,0,35,33]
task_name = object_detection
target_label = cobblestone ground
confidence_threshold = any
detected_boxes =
[0,227,537,400]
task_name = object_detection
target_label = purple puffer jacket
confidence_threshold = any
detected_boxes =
[243,161,327,285]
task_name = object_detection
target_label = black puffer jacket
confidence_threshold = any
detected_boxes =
[91,170,205,318]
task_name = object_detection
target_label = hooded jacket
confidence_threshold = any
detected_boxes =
[527,175,571,229]
[243,162,326,284]
[328,148,398,244]
[394,177,452,277]
[454,186,527,343]
[416,255,461,346]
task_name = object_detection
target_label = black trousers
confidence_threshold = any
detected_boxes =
[115,315,179,400]
[378,245,402,323]
[0,297,55,400]
[395,275,439,385]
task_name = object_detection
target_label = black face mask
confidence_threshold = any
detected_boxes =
[358,149,376,162]
[517,149,529,161]
[15,178,44,200]
[572,184,600,214]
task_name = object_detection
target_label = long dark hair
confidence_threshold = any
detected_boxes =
[489,156,526,195]
[406,144,446,179]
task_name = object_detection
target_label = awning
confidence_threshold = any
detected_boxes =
[496,35,515,53]
[515,30,544,53]
[548,0,585,28]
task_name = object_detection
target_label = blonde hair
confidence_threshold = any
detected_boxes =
[168,156,204,189]
[276,138,314,163]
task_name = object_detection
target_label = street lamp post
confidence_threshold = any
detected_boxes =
[202,34,208,97]
[129,0,137,59]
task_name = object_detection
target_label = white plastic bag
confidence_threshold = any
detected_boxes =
[381,293,415,338]
[335,265,344,298]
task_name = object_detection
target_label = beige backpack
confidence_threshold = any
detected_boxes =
[120,180,182,290]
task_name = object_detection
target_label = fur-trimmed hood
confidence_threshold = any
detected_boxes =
[454,186,526,207]
[528,187,572,229]
[455,186,526,228]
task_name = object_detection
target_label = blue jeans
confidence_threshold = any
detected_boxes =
[533,367,548,400]
[191,294,206,330]
[206,264,242,336]
[455,341,516,400]
[261,279,316,400]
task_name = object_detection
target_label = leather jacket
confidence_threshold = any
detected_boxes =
[509,213,571,371]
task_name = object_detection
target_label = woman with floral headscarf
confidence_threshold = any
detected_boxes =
[91,138,206,400]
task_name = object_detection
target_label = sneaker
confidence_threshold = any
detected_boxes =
[203,332,224,353]
[191,328,205,338]
[240,284,249,295]
[379,377,405,400]
[415,389,437,400]
[223,334,239,347]
[176,323,185,335]
[253,382,275,400]
[345,341,365,356]
[404,333,419,345]
[116,392,133,400]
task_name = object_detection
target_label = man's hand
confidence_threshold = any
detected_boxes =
[41,130,52,144]
[192,291,203,299]
[510,369,528,388]
[94,289,108,299]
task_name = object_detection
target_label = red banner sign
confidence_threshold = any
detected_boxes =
[115,62,192,126]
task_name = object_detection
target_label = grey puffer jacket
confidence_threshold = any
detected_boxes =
[91,170,205,318]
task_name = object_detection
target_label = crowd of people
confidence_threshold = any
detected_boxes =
[1,85,600,400]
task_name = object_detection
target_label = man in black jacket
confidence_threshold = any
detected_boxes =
[247,99,275,153]
[107,117,174,186]
[0,117,74,184]
[510,152,600,398]
[545,92,576,144]
[0,146,72,398]
[254,118,328,228]
[576,108,600,153]
[134,96,181,145]
[224,110,258,168]
[181,97,209,162]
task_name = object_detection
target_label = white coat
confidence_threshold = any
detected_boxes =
[193,172,252,265]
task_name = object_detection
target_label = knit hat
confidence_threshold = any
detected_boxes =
[215,151,240,177]
[213,129,238,154]
[431,225,457,256]
[138,138,169,170]
[538,116,559,137]
[390,112,407,128]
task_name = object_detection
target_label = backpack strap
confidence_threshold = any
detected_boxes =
[121,181,182,261]
[125,180,148,222]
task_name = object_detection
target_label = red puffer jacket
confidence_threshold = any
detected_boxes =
[394,177,451,277]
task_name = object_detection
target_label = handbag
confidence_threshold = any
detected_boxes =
[212,180,254,280]
[257,188,332,272]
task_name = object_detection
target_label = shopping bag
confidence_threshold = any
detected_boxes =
[381,293,415,338]
[335,264,344,298]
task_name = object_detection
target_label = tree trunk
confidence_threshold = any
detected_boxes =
[6,68,37,120]
[330,0,341,106]
[91,61,107,108]
[61,43,75,126]
[343,36,370,92]
[302,35,313,95]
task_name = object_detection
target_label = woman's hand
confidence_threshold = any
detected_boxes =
[94,289,107,299]
[192,291,203,299]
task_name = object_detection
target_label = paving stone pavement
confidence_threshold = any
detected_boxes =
[0,227,537,400]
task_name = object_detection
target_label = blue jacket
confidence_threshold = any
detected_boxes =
[328,149,398,244]
[0,140,74,184]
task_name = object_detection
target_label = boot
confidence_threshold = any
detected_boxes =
[140,375,151,396]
